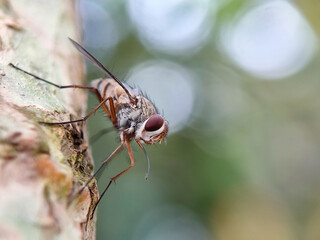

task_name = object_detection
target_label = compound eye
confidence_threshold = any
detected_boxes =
[145,114,164,132]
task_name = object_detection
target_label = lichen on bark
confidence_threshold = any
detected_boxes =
[0,1,97,239]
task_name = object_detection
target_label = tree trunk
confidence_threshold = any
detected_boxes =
[0,0,97,239]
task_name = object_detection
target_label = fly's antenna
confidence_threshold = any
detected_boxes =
[136,140,150,180]
[68,38,136,103]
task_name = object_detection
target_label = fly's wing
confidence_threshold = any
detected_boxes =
[68,38,135,101]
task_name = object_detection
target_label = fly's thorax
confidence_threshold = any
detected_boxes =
[116,95,157,130]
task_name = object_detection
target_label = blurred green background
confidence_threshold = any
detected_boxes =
[80,0,320,239]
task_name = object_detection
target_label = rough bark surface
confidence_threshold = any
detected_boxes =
[0,0,97,239]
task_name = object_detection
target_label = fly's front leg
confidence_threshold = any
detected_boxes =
[69,140,125,207]
[78,141,125,195]
[90,140,135,219]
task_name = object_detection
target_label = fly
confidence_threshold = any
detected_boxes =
[9,38,169,218]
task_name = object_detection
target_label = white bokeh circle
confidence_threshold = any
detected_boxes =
[127,0,212,56]
[220,0,318,80]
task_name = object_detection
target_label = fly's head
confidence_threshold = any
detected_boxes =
[135,114,168,145]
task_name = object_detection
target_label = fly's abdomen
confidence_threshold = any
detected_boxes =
[91,78,130,110]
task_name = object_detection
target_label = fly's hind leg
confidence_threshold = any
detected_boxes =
[9,63,114,123]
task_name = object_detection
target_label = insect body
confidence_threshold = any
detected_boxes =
[9,38,168,218]
[93,78,167,143]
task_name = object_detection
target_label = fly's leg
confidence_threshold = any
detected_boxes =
[90,140,135,219]
[39,97,116,125]
[107,97,117,126]
[78,141,125,195]
[9,63,113,121]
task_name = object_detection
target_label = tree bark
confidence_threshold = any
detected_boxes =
[0,0,97,239]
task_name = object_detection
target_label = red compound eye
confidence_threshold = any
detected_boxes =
[145,114,164,132]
